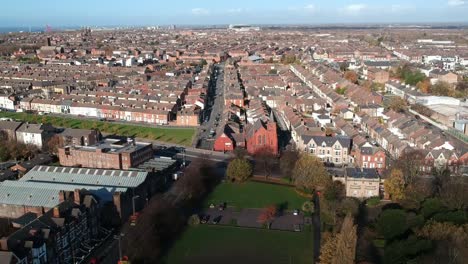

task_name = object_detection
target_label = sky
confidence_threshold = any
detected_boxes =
[1,0,468,27]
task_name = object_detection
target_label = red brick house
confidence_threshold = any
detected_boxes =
[213,133,235,152]
[245,119,278,155]
[213,122,244,152]
[356,142,386,172]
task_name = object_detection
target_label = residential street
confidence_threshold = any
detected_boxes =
[197,62,226,150]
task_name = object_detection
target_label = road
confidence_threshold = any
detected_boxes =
[197,62,226,150]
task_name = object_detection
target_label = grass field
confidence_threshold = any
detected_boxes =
[0,112,195,146]
[204,181,308,210]
[165,225,314,264]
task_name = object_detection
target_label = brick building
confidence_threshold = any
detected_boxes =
[58,138,153,170]
[356,142,386,172]
[245,119,278,155]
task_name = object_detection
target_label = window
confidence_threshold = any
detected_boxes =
[335,151,340,156]
[335,158,339,163]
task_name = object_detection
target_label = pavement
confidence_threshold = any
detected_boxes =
[201,207,306,231]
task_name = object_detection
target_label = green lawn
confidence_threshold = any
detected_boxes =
[0,112,195,146]
[165,225,314,264]
[205,181,308,210]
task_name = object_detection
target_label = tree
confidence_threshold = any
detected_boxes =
[292,154,331,192]
[387,96,407,112]
[254,147,276,179]
[344,71,358,84]
[319,233,337,264]
[302,200,315,214]
[416,79,431,93]
[438,176,468,210]
[46,135,62,155]
[333,214,357,264]
[324,180,345,202]
[279,149,300,180]
[431,81,453,96]
[377,209,409,241]
[395,150,425,186]
[257,205,277,229]
[384,169,406,201]
[421,198,445,219]
[226,158,252,182]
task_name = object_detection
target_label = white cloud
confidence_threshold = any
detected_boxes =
[191,8,209,15]
[227,8,243,13]
[305,4,316,11]
[343,4,367,14]
[448,0,465,6]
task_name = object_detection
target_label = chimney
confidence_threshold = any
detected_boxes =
[47,37,51,47]
[73,189,81,205]
[0,238,9,251]
[52,206,60,218]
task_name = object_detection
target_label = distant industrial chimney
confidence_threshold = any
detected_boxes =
[47,37,51,47]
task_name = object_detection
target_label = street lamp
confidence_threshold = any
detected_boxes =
[132,195,140,216]
[113,233,124,261]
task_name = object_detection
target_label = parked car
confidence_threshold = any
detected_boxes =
[218,202,227,211]
[293,209,300,216]
[212,216,222,224]
[201,214,210,224]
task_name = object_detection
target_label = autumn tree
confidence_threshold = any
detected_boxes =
[319,214,357,264]
[387,96,407,112]
[292,154,331,192]
[319,234,337,264]
[344,71,358,84]
[46,135,63,155]
[226,158,253,182]
[416,79,431,93]
[333,214,357,264]
[257,205,277,229]
[431,81,453,96]
[279,149,300,180]
[384,169,406,201]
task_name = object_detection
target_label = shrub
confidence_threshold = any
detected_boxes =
[187,214,200,226]
[367,197,381,207]
[377,209,408,241]
[432,211,467,225]
[302,201,315,214]
[421,198,445,219]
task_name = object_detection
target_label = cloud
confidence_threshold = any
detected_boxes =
[344,4,367,14]
[448,0,465,6]
[305,4,316,11]
[191,8,209,15]
[227,8,243,13]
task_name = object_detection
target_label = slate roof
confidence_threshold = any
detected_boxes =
[346,168,379,179]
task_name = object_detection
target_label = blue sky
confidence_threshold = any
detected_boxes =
[1,0,468,27]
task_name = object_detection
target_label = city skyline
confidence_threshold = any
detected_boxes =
[2,0,468,27]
